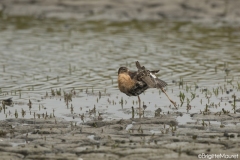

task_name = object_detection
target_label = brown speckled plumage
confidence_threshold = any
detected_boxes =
[118,61,167,96]
[118,61,176,108]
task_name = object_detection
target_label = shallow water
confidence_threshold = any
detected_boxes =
[0,16,240,124]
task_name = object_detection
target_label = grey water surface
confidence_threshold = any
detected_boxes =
[1,16,240,124]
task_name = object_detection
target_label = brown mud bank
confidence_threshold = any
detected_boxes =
[0,0,240,23]
[0,112,239,160]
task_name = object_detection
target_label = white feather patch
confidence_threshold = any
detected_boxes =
[150,73,156,78]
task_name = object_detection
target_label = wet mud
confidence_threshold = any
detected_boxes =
[0,112,239,159]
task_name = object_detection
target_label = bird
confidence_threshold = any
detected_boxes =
[118,61,176,112]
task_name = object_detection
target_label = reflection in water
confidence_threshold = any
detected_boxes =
[0,16,240,124]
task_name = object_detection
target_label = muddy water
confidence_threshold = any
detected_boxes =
[1,16,240,125]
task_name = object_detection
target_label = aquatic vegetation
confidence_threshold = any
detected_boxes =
[232,94,236,113]
[179,91,185,106]
[191,92,196,101]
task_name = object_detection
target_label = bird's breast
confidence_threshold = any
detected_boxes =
[118,73,135,94]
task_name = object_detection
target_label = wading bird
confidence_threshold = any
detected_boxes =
[118,61,176,112]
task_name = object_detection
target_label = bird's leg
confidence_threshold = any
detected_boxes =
[160,88,177,108]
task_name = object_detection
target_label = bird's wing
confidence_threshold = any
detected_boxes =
[150,70,159,74]
[136,61,145,70]
[141,71,167,88]
[135,61,167,88]
[128,71,138,79]
[155,78,167,88]
[136,61,142,70]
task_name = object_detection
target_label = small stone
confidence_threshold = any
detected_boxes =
[192,135,197,140]
[223,131,229,137]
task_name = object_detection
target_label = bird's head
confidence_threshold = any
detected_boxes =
[118,67,129,75]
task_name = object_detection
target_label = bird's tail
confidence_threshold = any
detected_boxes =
[156,78,167,89]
